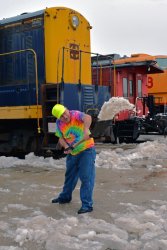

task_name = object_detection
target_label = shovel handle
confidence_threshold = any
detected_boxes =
[72,134,93,148]
[73,139,85,148]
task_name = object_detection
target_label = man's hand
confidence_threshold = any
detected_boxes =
[64,146,74,154]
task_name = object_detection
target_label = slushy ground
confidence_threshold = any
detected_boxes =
[1,135,167,250]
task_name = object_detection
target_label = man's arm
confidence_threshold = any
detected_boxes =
[83,113,92,140]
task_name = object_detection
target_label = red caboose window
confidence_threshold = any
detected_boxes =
[123,78,128,97]
[137,79,142,97]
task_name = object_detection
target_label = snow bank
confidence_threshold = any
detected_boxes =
[0,152,66,169]
[96,139,167,170]
[0,139,167,171]
[12,201,167,250]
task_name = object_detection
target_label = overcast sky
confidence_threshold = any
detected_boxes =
[0,0,166,57]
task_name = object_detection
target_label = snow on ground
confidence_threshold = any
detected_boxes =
[11,201,167,250]
[0,153,66,169]
[0,138,166,171]
[1,137,167,250]
[2,201,167,250]
[96,138,167,170]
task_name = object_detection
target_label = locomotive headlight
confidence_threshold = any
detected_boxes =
[71,15,79,29]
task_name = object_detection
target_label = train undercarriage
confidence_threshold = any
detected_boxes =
[1,93,167,159]
[0,113,167,159]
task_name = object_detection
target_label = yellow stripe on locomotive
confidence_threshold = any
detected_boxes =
[0,105,42,119]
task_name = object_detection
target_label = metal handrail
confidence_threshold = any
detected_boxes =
[0,49,41,133]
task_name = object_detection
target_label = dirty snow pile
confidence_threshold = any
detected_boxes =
[7,201,167,250]
[98,97,135,120]
[0,138,166,171]
[0,153,66,169]
[96,139,167,170]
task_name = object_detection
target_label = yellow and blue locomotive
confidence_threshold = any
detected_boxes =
[0,7,110,156]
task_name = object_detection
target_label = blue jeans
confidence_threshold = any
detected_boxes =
[58,147,96,209]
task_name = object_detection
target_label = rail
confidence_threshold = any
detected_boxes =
[91,54,115,94]
[0,49,41,133]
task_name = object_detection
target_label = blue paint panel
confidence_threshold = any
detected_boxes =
[97,86,111,106]
[0,14,45,107]
[0,84,38,106]
[62,84,96,111]
[62,84,80,110]
[60,83,111,113]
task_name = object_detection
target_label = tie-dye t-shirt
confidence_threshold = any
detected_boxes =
[55,110,94,155]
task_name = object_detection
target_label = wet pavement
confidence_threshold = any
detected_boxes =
[1,134,167,249]
[1,161,167,245]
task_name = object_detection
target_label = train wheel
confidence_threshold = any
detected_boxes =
[119,137,124,144]
[156,119,167,135]
[26,136,42,155]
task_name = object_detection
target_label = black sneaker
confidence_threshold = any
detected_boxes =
[77,207,93,214]
[51,198,71,204]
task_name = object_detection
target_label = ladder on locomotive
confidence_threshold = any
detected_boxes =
[41,84,59,152]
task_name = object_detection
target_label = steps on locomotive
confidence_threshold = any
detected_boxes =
[41,84,59,115]
[41,84,59,151]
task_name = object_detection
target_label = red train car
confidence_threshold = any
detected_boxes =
[92,53,163,118]
[91,54,165,142]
